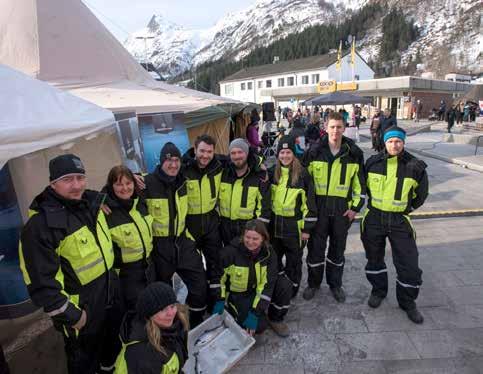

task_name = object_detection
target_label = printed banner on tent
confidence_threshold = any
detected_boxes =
[138,112,190,173]
[115,111,146,173]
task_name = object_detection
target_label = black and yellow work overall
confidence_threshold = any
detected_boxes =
[182,149,224,302]
[304,136,366,289]
[361,150,428,311]
[143,166,208,327]
[19,188,122,374]
[269,166,317,297]
[114,313,188,374]
[220,239,292,331]
[104,189,154,311]
[219,152,271,245]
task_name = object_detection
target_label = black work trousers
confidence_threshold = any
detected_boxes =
[226,274,292,332]
[220,217,250,246]
[272,236,302,298]
[57,271,123,374]
[307,214,351,289]
[361,210,423,311]
[118,259,152,312]
[151,235,207,327]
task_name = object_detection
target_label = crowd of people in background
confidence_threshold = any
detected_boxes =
[16,106,432,374]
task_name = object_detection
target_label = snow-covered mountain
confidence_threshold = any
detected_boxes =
[124,0,481,79]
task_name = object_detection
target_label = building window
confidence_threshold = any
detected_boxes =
[224,83,233,96]
[302,75,309,85]
[247,82,253,90]
[278,78,285,87]
[258,81,263,89]
[266,80,272,88]
[287,77,294,86]
[241,82,246,90]
[311,74,320,84]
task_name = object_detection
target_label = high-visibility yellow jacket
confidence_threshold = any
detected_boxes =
[365,150,428,214]
[269,166,317,238]
[304,136,366,214]
[19,188,114,327]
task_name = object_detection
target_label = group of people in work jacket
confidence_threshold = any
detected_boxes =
[18,111,428,374]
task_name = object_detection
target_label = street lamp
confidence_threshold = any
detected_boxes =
[135,35,155,66]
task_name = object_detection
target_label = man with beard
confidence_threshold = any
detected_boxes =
[182,135,224,306]
[219,138,271,245]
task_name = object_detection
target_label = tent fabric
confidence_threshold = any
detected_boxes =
[0,64,116,169]
[303,91,372,106]
[187,118,231,155]
[0,0,241,117]
[9,129,123,221]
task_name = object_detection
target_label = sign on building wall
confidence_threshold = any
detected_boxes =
[317,80,336,93]
[337,82,358,91]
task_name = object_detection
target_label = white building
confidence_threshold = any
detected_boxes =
[219,51,375,107]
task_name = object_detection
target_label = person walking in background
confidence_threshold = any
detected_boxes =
[438,100,446,121]
[380,108,397,145]
[370,108,384,152]
[246,119,262,151]
[415,100,423,122]
[446,106,457,133]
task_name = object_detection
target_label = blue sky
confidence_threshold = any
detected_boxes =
[83,0,253,41]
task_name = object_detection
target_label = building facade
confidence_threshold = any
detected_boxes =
[220,52,375,106]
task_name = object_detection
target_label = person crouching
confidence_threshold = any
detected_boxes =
[213,220,293,337]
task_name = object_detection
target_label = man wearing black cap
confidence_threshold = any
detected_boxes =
[362,126,428,324]
[219,138,271,245]
[19,154,122,374]
[142,142,208,327]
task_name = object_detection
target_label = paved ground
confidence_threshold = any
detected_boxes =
[4,123,483,373]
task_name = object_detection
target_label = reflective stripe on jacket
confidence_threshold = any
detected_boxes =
[106,197,153,264]
[19,188,114,326]
[365,150,428,214]
[305,136,366,214]
[220,240,277,315]
[269,166,317,238]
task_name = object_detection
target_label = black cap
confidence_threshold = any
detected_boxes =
[136,282,177,320]
[49,154,85,182]
[160,142,181,164]
[277,135,296,155]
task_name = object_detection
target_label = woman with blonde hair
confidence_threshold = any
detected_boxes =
[269,135,317,298]
[114,282,189,373]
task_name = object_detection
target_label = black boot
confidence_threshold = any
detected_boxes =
[302,286,318,301]
[406,308,424,324]
[368,294,384,309]
[330,287,346,303]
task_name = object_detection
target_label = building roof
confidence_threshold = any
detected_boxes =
[222,52,342,83]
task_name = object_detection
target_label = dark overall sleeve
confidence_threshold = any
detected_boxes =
[412,161,429,210]
[257,170,272,224]
[350,150,366,212]
[301,170,318,233]
[20,218,82,326]
[253,247,278,315]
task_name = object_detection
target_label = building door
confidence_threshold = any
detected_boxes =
[390,98,398,116]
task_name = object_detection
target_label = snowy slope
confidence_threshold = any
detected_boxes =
[124,0,481,79]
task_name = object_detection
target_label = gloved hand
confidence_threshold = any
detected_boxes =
[212,301,225,315]
[242,311,258,331]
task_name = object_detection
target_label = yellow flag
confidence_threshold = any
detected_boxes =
[336,40,342,71]
[351,37,356,67]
